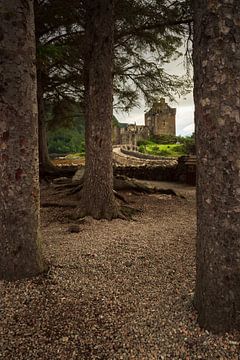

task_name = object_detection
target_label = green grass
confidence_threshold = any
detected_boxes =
[65,152,85,159]
[139,143,186,157]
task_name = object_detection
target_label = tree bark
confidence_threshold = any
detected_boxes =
[0,0,45,280]
[193,0,240,333]
[80,0,119,219]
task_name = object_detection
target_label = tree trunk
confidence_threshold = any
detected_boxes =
[80,0,119,219]
[37,72,56,178]
[193,0,240,333]
[0,0,45,280]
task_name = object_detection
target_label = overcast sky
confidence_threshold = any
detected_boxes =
[114,56,195,136]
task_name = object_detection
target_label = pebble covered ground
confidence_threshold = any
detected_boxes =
[0,187,240,359]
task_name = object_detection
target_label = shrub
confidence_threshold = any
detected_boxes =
[152,134,177,144]
[137,139,153,146]
[158,149,169,156]
[138,144,146,153]
[48,127,85,154]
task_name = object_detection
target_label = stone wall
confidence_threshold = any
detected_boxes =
[113,158,196,185]
[113,99,176,147]
[120,147,176,161]
[112,147,196,185]
[145,98,176,136]
[114,164,178,182]
[112,147,177,167]
[113,124,149,146]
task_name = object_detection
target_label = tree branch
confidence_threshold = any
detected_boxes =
[115,18,193,41]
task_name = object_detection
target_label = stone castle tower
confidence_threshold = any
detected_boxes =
[145,98,176,136]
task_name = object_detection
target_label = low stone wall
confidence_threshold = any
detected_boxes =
[72,151,196,185]
[120,148,176,161]
[112,146,196,185]
[113,164,178,182]
[113,147,177,167]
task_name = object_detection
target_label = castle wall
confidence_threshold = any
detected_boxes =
[113,98,175,146]
[113,124,149,146]
[145,98,176,137]
[153,109,176,136]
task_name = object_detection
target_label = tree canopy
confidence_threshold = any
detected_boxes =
[35,0,192,111]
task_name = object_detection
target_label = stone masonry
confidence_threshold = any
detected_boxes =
[145,98,176,136]
[113,98,176,146]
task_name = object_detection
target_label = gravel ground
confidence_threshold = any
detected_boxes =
[1,187,240,359]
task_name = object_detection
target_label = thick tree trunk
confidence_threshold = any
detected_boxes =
[193,0,240,333]
[37,72,56,178]
[0,0,45,280]
[80,0,119,219]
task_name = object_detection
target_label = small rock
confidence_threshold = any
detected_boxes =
[229,340,239,346]
[68,224,80,233]
[61,336,69,342]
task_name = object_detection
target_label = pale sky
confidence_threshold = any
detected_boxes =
[114,55,195,136]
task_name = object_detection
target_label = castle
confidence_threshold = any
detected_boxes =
[113,98,176,146]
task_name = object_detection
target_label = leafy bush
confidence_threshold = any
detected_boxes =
[144,143,187,157]
[137,139,154,146]
[151,134,177,144]
[142,134,196,156]
[48,127,85,154]
[152,145,159,152]
[138,144,146,153]
[179,136,196,154]
[158,149,169,156]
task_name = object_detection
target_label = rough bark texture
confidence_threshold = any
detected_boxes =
[80,0,119,219]
[0,0,45,280]
[193,0,240,333]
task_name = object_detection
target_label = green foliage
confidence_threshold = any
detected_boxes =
[48,127,85,154]
[46,98,122,155]
[65,153,85,159]
[138,134,195,157]
[47,98,85,131]
[35,0,192,111]
[178,135,195,154]
[46,99,85,155]
[151,134,178,144]
[113,0,192,110]
[139,134,196,155]
[138,144,145,153]
[144,143,186,157]
[137,139,154,146]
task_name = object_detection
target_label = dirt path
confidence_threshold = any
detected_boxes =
[0,190,239,359]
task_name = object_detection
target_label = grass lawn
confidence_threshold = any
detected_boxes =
[140,143,186,157]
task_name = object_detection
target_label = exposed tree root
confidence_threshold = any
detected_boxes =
[52,175,178,197]
[113,190,128,204]
[69,203,141,221]
[41,201,77,208]
[119,204,142,219]
[42,173,179,220]
[40,164,77,181]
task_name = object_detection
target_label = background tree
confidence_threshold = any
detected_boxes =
[0,0,45,279]
[193,0,240,333]
[34,0,192,178]
[79,0,119,219]
[34,0,192,218]
[34,0,84,176]
[114,0,192,109]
